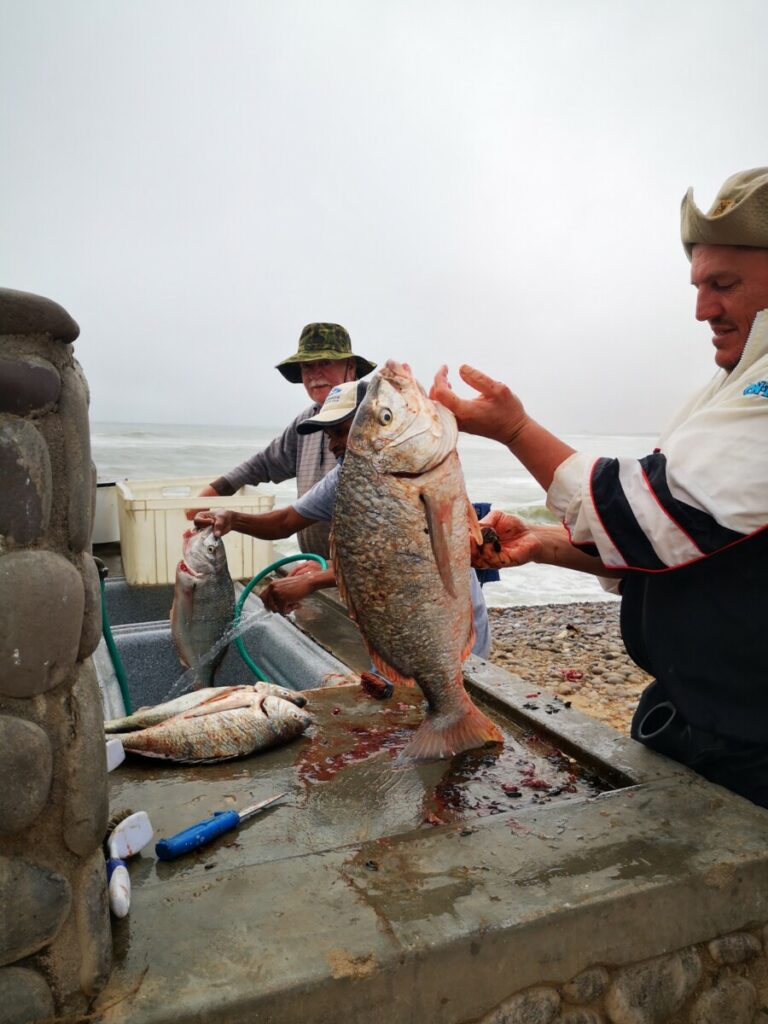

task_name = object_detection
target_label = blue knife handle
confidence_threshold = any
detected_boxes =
[155,810,240,861]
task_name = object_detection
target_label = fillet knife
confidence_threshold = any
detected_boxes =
[155,793,287,861]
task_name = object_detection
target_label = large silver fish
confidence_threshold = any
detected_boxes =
[104,682,306,733]
[114,689,312,764]
[331,360,503,760]
[171,526,235,688]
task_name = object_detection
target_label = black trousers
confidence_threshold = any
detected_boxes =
[631,681,768,810]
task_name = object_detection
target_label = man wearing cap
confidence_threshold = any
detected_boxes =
[195,380,492,658]
[435,168,768,807]
[192,323,376,560]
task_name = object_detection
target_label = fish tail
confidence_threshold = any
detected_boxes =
[402,691,503,761]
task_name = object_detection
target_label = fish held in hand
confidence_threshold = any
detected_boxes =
[331,359,503,760]
[104,682,306,733]
[114,690,312,764]
[171,526,235,688]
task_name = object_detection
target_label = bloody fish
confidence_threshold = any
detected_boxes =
[171,526,235,688]
[331,359,503,760]
[114,689,312,764]
[104,682,306,733]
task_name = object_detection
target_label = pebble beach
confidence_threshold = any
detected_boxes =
[485,601,652,734]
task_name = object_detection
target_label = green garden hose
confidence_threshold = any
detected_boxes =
[98,573,133,715]
[234,553,328,681]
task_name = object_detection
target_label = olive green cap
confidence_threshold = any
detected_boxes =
[681,167,768,258]
[276,323,376,383]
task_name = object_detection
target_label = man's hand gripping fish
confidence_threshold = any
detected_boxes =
[331,359,503,759]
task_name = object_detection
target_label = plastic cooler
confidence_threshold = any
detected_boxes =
[115,477,275,585]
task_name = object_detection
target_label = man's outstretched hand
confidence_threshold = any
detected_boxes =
[430,364,528,445]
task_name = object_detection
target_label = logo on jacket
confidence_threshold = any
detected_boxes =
[743,381,768,397]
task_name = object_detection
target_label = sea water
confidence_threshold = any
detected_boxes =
[91,422,657,608]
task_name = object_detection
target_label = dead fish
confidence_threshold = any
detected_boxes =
[114,690,312,764]
[331,359,503,760]
[171,525,235,688]
[104,682,306,733]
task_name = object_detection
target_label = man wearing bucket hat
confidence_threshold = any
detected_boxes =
[195,380,492,656]
[191,323,376,560]
[433,167,768,807]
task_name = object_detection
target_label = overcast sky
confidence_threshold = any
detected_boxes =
[1,0,766,433]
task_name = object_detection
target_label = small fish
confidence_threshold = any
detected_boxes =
[171,526,235,688]
[104,683,307,733]
[331,359,503,760]
[114,690,312,764]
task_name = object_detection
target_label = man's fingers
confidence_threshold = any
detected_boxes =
[458,364,505,397]
[430,365,453,402]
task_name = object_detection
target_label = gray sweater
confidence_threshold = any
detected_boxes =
[211,405,333,558]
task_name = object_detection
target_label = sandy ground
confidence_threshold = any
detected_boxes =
[485,601,652,734]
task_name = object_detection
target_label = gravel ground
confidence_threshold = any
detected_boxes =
[486,601,652,734]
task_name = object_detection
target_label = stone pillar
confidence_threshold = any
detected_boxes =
[0,289,110,1020]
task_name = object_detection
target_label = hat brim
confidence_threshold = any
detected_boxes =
[276,353,377,383]
[681,181,768,259]
[296,408,356,434]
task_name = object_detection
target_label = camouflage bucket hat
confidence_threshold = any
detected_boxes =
[681,167,768,259]
[276,323,377,383]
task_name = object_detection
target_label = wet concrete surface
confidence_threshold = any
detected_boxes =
[99,677,768,1024]
[96,579,768,1024]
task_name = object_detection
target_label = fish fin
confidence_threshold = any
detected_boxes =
[370,649,416,688]
[467,500,484,546]
[170,585,196,670]
[421,491,458,598]
[402,683,503,761]
[460,614,476,664]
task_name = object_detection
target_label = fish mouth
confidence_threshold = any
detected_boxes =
[177,559,202,579]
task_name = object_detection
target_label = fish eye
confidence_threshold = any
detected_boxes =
[378,407,393,425]
[207,544,216,554]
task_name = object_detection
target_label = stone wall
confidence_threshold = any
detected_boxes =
[477,926,768,1024]
[0,289,110,1020]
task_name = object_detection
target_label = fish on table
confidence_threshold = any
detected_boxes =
[104,682,307,733]
[331,359,503,760]
[170,525,235,688]
[113,689,312,764]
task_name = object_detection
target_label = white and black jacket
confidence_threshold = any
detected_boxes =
[547,309,768,742]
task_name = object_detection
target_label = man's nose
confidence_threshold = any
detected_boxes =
[695,287,724,322]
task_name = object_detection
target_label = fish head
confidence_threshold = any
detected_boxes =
[347,359,457,474]
[261,695,313,736]
[181,525,229,578]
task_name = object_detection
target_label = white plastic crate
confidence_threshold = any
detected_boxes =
[116,477,275,585]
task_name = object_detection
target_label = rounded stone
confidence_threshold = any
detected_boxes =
[63,662,109,857]
[75,849,111,996]
[59,362,93,553]
[604,948,701,1024]
[0,288,79,343]
[0,717,53,834]
[562,967,610,1004]
[0,966,55,1024]
[689,976,756,1024]
[0,855,71,965]
[482,986,561,1024]
[0,550,84,697]
[0,420,52,545]
[77,553,102,662]
[0,355,61,416]
[558,1011,605,1024]
[707,932,762,965]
